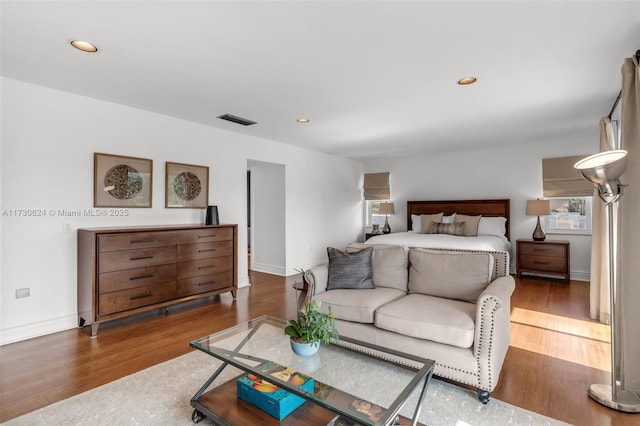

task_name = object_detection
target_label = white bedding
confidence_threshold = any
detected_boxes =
[366,232,512,253]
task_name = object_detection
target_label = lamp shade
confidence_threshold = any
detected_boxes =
[574,150,628,204]
[378,202,395,215]
[526,199,551,216]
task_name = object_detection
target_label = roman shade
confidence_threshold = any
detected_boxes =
[542,156,594,197]
[363,172,390,200]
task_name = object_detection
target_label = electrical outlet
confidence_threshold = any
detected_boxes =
[63,222,72,233]
[16,288,30,299]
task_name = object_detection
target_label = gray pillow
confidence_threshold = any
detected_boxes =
[326,246,374,290]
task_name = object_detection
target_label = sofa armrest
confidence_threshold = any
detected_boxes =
[308,264,329,296]
[474,275,516,392]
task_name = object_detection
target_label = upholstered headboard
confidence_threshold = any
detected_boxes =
[407,199,511,241]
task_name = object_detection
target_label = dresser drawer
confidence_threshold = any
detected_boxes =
[99,264,177,294]
[98,232,177,252]
[178,256,233,279]
[99,246,177,273]
[178,228,232,244]
[519,256,567,273]
[518,243,566,258]
[177,241,233,261]
[98,281,177,316]
[177,271,233,297]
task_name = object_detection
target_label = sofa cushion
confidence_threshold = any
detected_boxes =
[375,294,476,348]
[314,288,406,323]
[326,246,374,290]
[408,248,493,302]
[346,243,408,291]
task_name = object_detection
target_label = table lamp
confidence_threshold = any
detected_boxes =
[379,202,395,234]
[526,199,551,241]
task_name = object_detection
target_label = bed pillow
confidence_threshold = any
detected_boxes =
[326,246,374,290]
[454,214,481,237]
[408,248,494,302]
[431,221,465,236]
[419,213,444,234]
[477,216,507,237]
[442,214,456,224]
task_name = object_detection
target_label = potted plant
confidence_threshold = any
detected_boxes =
[284,300,339,356]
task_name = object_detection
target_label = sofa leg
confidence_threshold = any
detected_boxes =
[477,389,490,404]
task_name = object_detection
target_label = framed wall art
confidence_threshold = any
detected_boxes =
[94,153,153,208]
[165,162,209,208]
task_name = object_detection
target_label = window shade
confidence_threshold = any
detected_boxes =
[542,155,594,197]
[363,172,390,200]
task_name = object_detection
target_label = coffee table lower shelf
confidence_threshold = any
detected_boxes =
[191,378,423,426]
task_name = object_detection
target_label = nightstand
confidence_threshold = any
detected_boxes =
[365,232,384,241]
[516,239,570,283]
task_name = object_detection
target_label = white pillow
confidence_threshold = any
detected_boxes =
[411,214,421,232]
[477,216,507,237]
[442,214,456,224]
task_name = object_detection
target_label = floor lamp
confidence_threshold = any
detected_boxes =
[574,149,640,413]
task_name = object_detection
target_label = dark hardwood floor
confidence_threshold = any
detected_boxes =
[0,271,638,425]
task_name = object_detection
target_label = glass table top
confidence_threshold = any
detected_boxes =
[190,315,435,426]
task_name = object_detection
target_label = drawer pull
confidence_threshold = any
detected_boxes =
[198,249,217,253]
[130,256,153,261]
[534,261,551,265]
[130,239,154,244]
[130,292,152,301]
[130,274,153,281]
[198,265,216,270]
[533,248,549,252]
[198,281,216,286]
[198,235,216,239]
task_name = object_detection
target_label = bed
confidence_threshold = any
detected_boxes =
[366,199,512,253]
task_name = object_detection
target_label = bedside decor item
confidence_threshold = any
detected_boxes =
[205,205,219,225]
[525,199,551,241]
[575,149,639,413]
[94,153,152,207]
[165,162,209,208]
[284,300,338,356]
[378,202,395,234]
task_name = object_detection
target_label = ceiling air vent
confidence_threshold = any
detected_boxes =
[217,114,257,126]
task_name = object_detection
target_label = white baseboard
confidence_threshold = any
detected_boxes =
[571,271,590,282]
[250,262,286,276]
[0,314,77,346]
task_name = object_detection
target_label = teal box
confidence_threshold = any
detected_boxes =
[236,362,314,420]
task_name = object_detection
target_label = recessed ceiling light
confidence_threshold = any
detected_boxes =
[70,40,98,53]
[296,118,310,123]
[457,77,477,85]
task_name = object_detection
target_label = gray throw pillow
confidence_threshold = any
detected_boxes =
[326,246,374,290]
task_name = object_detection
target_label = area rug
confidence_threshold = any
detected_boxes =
[2,346,570,426]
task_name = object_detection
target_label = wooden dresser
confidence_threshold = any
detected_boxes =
[78,224,238,336]
[516,239,570,283]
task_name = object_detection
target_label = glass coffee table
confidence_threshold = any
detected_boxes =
[189,315,434,426]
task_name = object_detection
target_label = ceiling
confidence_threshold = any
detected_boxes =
[1,1,638,160]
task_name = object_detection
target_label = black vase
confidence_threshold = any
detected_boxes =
[205,205,219,225]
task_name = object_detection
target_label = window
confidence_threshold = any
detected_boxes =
[366,200,388,227]
[544,197,592,235]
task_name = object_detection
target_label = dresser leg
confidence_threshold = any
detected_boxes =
[231,290,237,299]
[90,323,100,337]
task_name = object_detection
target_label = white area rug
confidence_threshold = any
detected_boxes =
[2,348,569,426]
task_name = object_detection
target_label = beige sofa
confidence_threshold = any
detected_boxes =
[307,244,515,403]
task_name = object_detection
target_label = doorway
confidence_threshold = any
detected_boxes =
[246,160,286,275]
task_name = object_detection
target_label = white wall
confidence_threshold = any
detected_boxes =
[0,77,363,344]
[363,137,599,281]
